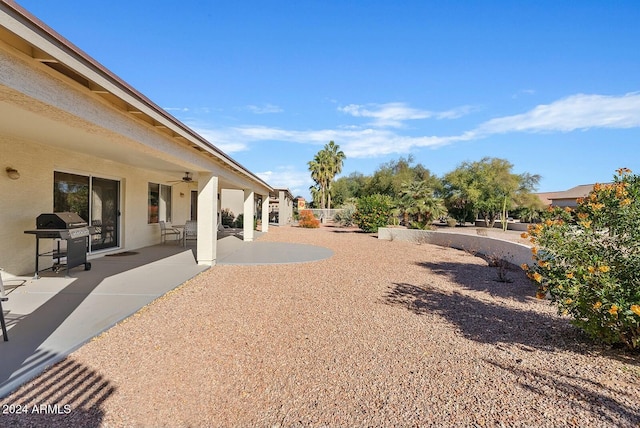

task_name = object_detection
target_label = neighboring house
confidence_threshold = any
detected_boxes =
[536,184,598,208]
[0,2,272,275]
[269,188,294,226]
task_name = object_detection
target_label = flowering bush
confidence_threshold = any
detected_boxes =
[353,194,394,233]
[298,210,320,228]
[522,168,640,349]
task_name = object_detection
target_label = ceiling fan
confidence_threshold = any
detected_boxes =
[168,172,194,184]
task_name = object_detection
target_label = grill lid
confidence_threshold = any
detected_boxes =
[37,212,88,229]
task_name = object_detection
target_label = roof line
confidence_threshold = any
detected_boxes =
[1,0,272,191]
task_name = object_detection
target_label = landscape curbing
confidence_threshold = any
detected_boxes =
[378,227,533,267]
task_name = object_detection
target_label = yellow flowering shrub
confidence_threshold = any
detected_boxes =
[523,168,640,350]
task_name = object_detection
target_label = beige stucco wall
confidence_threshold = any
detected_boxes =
[0,29,272,275]
[0,135,195,275]
[220,189,244,222]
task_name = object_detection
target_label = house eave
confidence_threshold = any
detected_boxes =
[0,1,272,193]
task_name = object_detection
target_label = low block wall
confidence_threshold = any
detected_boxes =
[378,228,533,267]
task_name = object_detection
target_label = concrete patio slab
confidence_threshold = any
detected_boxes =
[216,237,334,265]
[0,244,208,398]
[0,234,334,398]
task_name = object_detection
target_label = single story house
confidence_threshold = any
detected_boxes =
[269,188,294,226]
[536,184,598,208]
[0,2,272,276]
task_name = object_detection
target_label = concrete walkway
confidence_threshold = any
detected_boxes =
[0,245,207,398]
[216,235,334,265]
[0,235,333,398]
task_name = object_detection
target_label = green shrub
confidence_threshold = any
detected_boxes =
[221,208,235,227]
[233,213,244,228]
[522,168,640,350]
[298,210,320,228]
[353,194,394,233]
[333,204,356,226]
[409,220,431,230]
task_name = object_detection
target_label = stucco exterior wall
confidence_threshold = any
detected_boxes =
[221,189,244,222]
[0,135,195,275]
[1,21,272,274]
[378,227,533,267]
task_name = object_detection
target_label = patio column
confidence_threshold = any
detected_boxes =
[278,190,286,226]
[243,189,254,242]
[261,194,269,232]
[197,173,218,265]
[286,194,293,224]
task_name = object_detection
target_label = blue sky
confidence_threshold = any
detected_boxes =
[15,0,640,199]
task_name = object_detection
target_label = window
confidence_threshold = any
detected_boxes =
[148,183,172,223]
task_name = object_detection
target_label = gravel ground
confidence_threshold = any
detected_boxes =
[1,225,639,427]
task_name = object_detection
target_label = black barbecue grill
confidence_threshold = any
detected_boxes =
[24,212,94,278]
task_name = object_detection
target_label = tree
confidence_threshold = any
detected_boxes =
[307,141,346,210]
[308,150,330,209]
[331,172,370,207]
[399,180,447,229]
[324,141,346,210]
[443,157,539,228]
[511,192,545,223]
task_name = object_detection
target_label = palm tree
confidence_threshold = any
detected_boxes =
[308,141,345,210]
[324,141,345,210]
[308,185,321,208]
[308,150,330,209]
[400,180,447,228]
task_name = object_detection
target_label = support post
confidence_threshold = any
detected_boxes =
[197,173,218,265]
[243,189,255,242]
[261,194,269,232]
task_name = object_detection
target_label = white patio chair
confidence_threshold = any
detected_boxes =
[159,221,181,244]
[183,220,197,247]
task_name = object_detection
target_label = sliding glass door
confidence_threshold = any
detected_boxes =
[91,177,120,250]
[54,172,120,251]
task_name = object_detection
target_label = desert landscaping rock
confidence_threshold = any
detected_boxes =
[1,225,638,427]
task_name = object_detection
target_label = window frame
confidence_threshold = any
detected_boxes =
[148,182,172,223]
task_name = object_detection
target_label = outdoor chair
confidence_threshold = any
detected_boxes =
[183,220,197,247]
[159,221,181,244]
[0,268,9,341]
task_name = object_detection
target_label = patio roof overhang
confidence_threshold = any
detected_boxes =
[0,1,272,194]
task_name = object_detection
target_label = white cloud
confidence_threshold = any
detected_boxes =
[338,102,474,128]
[435,105,477,119]
[190,127,250,153]
[245,104,284,114]
[256,166,312,196]
[477,92,640,135]
[511,89,536,99]
[226,126,467,158]
[339,102,432,128]
[188,92,640,160]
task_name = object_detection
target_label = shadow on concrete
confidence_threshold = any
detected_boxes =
[0,356,115,427]
[0,245,206,398]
